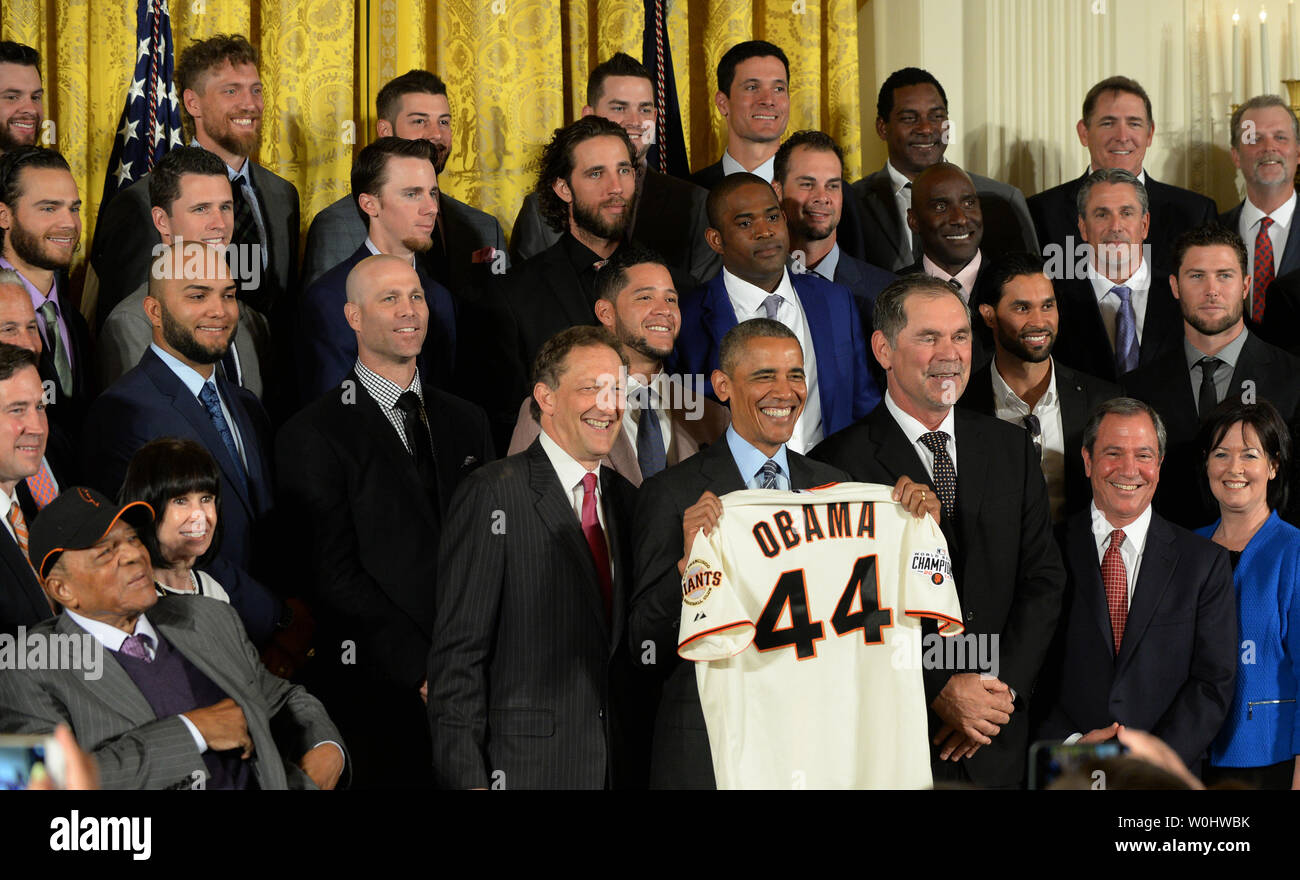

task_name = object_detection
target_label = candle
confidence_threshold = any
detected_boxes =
[1234,10,1243,103]
[1262,7,1271,94]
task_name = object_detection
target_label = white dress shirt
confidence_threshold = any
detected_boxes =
[1089,501,1153,606]
[887,161,915,262]
[922,250,983,304]
[721,267,823,453]
[991,361,1066,522]
[1087,256,1151,351]
[622,372,674,460]
[883,391,957,480]
[721,149,775,182]
[1239,191,1296,313]
[538,427,613,574]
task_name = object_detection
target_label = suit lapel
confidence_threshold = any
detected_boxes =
[57,615,157,726]
[866,407,931,486]
[0,529,48,621]
[249,163,289,293]
[953,409,991,552]
[1066,514,1114,655]
[1280,216,1300,277]
[1116,516,1177,671]
[792,274,842,423]
[702,274,740,359]
[608,427,641,484]
[600,466,628,651]
[1139,278,1180,366]
[862,170,904,255]
[698,438,747,494]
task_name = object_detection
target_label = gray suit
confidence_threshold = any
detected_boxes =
[300,190,507,291]
[0,596,343,790]
[97,282,272,399]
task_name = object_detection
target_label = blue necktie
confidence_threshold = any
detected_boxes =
[1111,285,1139,375]
[757,459,783,490]
[198,382,248,493]
[636,400,666,479]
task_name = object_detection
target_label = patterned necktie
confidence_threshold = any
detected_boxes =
[918,431,957,521]
[636,399,666,479]
[119,632,154,663]
[25,459,57,509]
[7,501,30,561]
[1197,356,1222,419]
[1102,529,1128,655]
[1022,413,1043,460]
[38,300,72,397]
[762,293,783,321]
[197,382,248,493]
[757,459,783,490]
[580,472,612,619]
[1253,216,1275,322]
[1110,285,1139,375]
[230,177,261,253]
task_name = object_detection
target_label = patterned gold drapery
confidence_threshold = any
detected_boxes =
[1,0,861,285]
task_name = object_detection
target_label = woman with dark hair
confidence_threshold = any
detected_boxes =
[118,437,230,604]
[1197,401,1300,789]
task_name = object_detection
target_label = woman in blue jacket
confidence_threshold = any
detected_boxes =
[1197,401,1300,789]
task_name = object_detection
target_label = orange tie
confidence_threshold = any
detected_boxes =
[25,460,57,509]
[7,501,30,561]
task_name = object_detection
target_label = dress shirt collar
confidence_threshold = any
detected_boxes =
[1241,190,1297,232]
[1088,253,1150,298]
[150,343,216,398]
[560,230,610,274]
[363,236,418,267]
[884,389,956,446]
[725,424,790,487]
[922,249,982,300]
[810,242,841,282]
[1090,499,1153,554]
[626,371,663,409]
[722,149,775,182]
[354,358,422,405]
[192,137,250,179]
[991,357,1058,414]
[0,484,17,526]
[65,608,159,655]
[0,255,58,306]
[886,160,913,196]
[1184,327,1249,372]
[722,266,796,318]
[538,423,601,497]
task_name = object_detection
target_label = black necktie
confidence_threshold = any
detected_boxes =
[1197,356,1222,420]
[395,391,440,515]
[918,431,957,522]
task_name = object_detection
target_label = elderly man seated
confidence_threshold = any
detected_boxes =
[0,488,346,790]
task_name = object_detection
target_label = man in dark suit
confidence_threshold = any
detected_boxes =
[1028,76,1216,280]
[511,53,719,282]
[847,67,1037,272]
[82,245,277,613]
[279,254,492,789]
[1125,224,1300,530]
[0,42,42,157]
[811,274,1066,788]
[1051,169,1183,383]
[91,34,299,326]
[1034,398,1237,768]
[0,146,93,440]
[507,244,729,484]
[1220,96,1300,348]
[772,130,896,345]
[301,69,508,292]
[960,252,1120,522]
[673,173,878,454]
[297,137,456,406]
[688,41,789,188]
[428,325,644,789]
[0,488,346,790]
[0,344,52,634]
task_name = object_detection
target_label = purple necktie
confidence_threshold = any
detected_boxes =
[119,633,153,663]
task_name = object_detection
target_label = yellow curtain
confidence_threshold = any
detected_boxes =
[2,0,861,283]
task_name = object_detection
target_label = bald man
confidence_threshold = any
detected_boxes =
[277,254,493,789]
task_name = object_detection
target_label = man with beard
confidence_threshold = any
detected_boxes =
[300,69,507,292]
[82,244,277,622]
[0,147,92,440]
[1125,225,1300,529]
[0,42,42,156]
[506,244,729,485]
[958,252,1120,522]
[91,34,299,328]
[296,137,455,405]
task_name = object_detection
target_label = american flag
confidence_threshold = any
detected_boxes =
[97,0,184,215]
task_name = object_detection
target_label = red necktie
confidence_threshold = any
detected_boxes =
[1102,529,1128,655]
[1253,216,1275,322]
[25,459,57,509]
[580,472,612,619]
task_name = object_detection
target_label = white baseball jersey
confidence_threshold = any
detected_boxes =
[678,482,963,789]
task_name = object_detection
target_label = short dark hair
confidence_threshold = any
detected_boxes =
[773,130,844,187]
[593,242,670,305]
[1076,167,1148,218]
[705,171,776,231]
[175,34,259,137]
[147,145,229,213]
[350,136,436,228]
[1171,224,1248,277]
[877,67,948,120]
[1081,75,1153,128]
[1202,400,1292,513]
[1082,397,1167,459]
[529,325,628,421]
[376,69,447,123]
[0,146,71,249]
[118,437,224,570]
[0,41,40,69]
[1230,94,1300,147]
[717,41,789,95]
[534,116,635,233]
[587,53,651,107]
[984,251,1048,308]
[719,318,799,375]
[0,340,38,382]
[873,274,969,347]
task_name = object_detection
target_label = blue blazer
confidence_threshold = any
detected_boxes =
[670,270,880,437]
[296,243,457,404]
[1196,511,1300,767]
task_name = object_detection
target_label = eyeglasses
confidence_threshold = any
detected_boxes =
[1023,413,1043,461]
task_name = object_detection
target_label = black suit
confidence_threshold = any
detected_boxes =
[958,359,1121,520]
[1028,171,1217,278]
[1123,331,1300,529]
[687,159,725,191]
[1219,201,1300,351]
[629,439,848,788]
[27,273,93,441]
[810,404,1066,787]
[1035,510,1237,767]
[1051,273,1183,383]
[277,372,492,788]
[428,439,647,789]
[0,483,47,635]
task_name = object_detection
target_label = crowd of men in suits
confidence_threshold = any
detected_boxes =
[0,31,1295,789]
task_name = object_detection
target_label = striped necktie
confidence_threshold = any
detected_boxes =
[7,501,30,562]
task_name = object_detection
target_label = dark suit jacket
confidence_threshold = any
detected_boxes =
[810,404,1066,787]
[687,159,725,191]
[510,168,721,282]
[1219,200,1300,350]
[28,272,93,441]
[671,270,880,438]
[1028,171,1217,279]
[1051,273,1183,383]
[958,360,1121,520]
[0,596,343,789]
[0,483,47,635]
[629,438,848,788]
[1035,511,1237,767]
[295,243,456,405]
[1123,331,1300,529]
[428,439,646,789]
